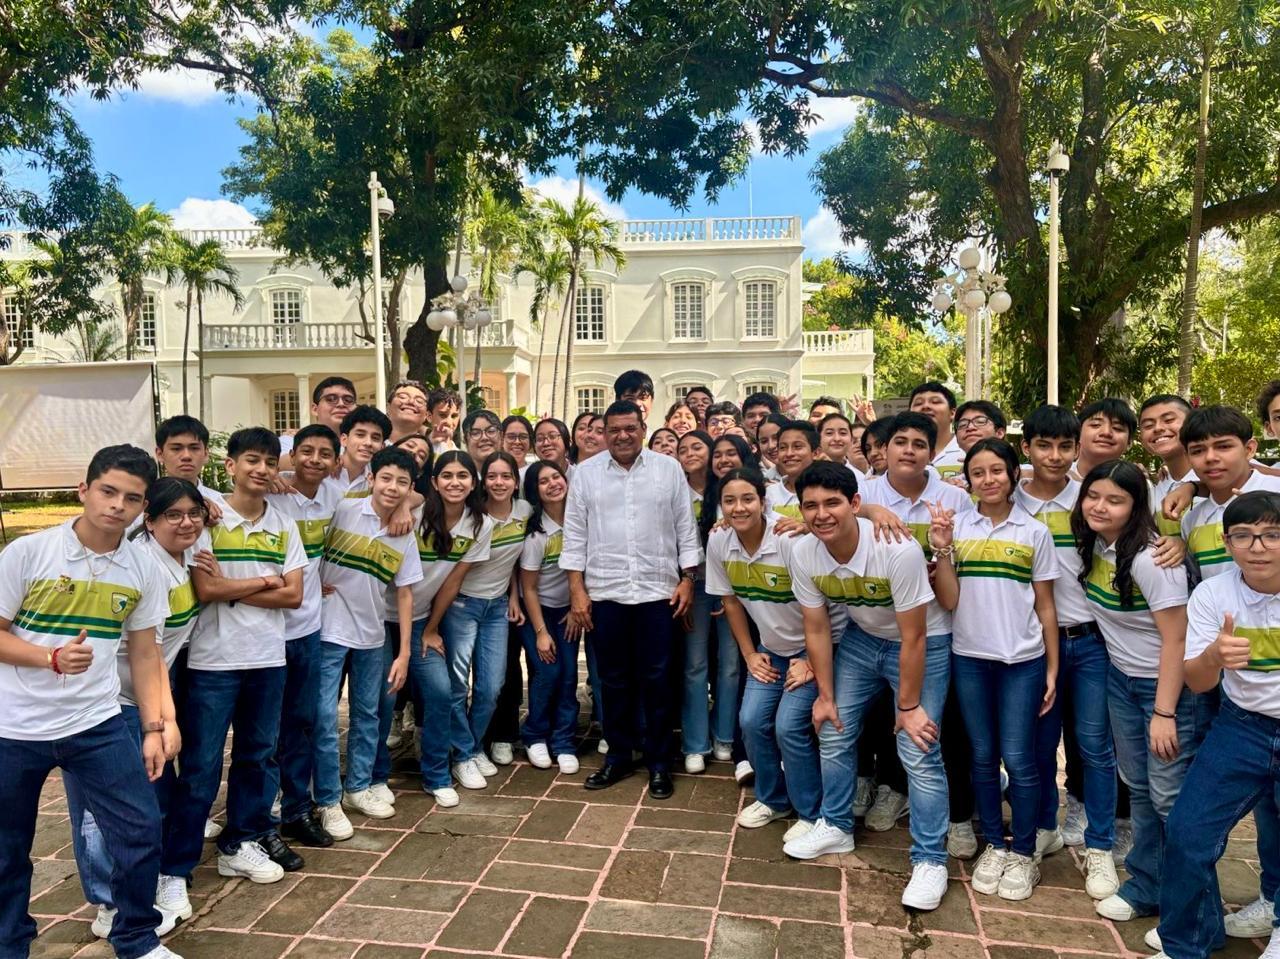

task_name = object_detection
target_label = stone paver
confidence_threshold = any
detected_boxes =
[23,722,1271,959]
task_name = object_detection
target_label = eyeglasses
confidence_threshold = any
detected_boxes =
[319,393,356,406]
[469,427,499,439]
[504,432,531,444]
[707,416,738,429]
[1225,530,1280,550]
[392,393,427,411]
[956,415,992,430]
[160,508,204,525]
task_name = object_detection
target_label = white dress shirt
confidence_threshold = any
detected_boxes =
[559,447,703,604]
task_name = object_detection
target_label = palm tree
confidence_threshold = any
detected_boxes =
[105,199,175,359]
[167,236,244,418]
[541,195,626,419]
[514,225,571,414]
[465,189,526,388]
[69,319,125,363]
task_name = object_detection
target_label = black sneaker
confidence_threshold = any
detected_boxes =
[260,831,305,871]
[281,812,335,849]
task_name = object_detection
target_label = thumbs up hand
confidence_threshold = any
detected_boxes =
[1213,613,1253,671]
[58,630,94,674]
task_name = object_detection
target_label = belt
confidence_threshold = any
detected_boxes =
[1060,622,1098,639]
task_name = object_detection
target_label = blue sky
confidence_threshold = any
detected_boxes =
[70,62,861,259]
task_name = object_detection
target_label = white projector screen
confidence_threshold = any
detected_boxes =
[0,362,157,491]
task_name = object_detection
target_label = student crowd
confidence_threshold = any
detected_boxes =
[5,370,1280,959]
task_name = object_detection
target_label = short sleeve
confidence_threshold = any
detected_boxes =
[190,529,213,563]
[126,561,170,633]
[393,537,424,588]
[463,517,493,565]
[1185,579,1223,661]
[282,522,309,576]
[1030,524,1060,582]
[787,537,827,610]
[886,541,935,614]
[703,532,732,598]
[0,537,31,621]
[1135,549,1188,612]
[520,533,546,573]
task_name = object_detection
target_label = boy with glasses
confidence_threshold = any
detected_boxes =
[705,401,744,439]
[463,409,501,464]
[280,377,357,464]
[954,401,1007,453]
[387,380,429,443]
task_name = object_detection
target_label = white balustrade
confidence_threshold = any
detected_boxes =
[802,329,873,354]
[202,322,375,351]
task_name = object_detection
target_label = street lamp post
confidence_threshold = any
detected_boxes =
[426,275,493,405]
[1046,141,1069,405]
[931,247,1012,400]
[368,172,395,409]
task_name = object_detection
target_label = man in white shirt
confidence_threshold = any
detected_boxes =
[561,400,702,800]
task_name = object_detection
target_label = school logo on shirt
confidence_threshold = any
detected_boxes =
[110,592,130,614]
[15,579,141,640]
[210,525,289,564]
[53,575,74,594]
[295,518,332,559]
[726,561,794,604]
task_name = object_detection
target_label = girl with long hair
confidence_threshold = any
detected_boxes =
[534,418,572,475]
[665,402,697,438]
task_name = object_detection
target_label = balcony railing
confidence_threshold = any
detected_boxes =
[803,329,873,354]
[619,216,800,244]
[179,228,269,250]
[202,318,521,352]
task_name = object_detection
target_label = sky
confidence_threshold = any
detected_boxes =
[68,60,864,259]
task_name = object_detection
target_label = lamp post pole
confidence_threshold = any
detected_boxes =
[369,172,386,409]
[932,248,1011,401]
[1046,140,1069,406]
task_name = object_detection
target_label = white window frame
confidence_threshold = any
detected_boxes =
[659,267,715,343]
[2,298,33,349]
[270,288,305,347]
[732,266,788,341]
[742,381,777,396]
[574,284,607,343]
[269,389,301,433]
[574,385,608,417]
[479,385,501,413]
[137,292,158,350]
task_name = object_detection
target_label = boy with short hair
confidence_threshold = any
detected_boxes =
[463,408,501,464]
[954,400,1007,453]
[0,446,174,959]
[684,385,714,427]
[705,401,743,439]
[280,376,357,464]
[614,370,656,421]
[154,415,222,504]
[266,424,346,852]
[908,382,961,477]
[766,420,818,519]
[160,428,308,906]
[1155,490,1280,959]
[1139,394,1197,541]
[807,395,843,426]
[742,392,781,434]
[387,379,429,443]
[338,405,393,497]
[427,388,462,453]
[1073,398,1137,480]
[312,447,423,838]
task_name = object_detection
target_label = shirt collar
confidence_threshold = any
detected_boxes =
[61,517,134,570]
[819,521,871,576]
[726,525,781,562]
[1236,567,1280,609]
[1019,477,1079,512]
[606,449,649,473]
[933,436,962,462]
[883,470,941,507]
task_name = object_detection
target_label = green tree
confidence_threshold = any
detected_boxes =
[102,195,174,359]
[465,188,527,385]
[166,236,245,419]
[514,222,571,414]
[68,318,125,363]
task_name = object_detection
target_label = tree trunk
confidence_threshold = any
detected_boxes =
[181,284,193,414]
[560,248,583,420]
[123,282,138,360]
[404,259,449,386]
[533,298,550,415]
[548,272,577,421]
[387,270,406,385]
[1178,43,1213,399]
[197,288,207,423]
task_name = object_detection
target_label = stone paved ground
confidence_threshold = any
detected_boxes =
[26,738,1271,959]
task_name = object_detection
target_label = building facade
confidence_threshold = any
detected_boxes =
[2,217,874,434]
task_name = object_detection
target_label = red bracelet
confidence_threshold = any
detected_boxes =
[50,647,63,675]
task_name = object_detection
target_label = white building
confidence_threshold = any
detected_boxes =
[2,217,874,433]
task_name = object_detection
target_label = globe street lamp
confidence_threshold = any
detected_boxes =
[931,247,1012,400]
[425,274,493,401]
[369,172,394,408]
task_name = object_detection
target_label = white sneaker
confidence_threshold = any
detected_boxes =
[203,818,222,840]
[734,760,754,784]
[91,905,116,939]
[1260,927,1280,958]
[852,777,875,818]
[783,818,855,860]
[1083,847,1120,899]
[343,788,395,819]
[491,742,514,765]
[453,759,487,789]
[1226,895,1276,938]
[431,787,460,808]
[217,841,285,883]
[971,844,1009,895]
[136,947,185,959]
[1145,926,1162,951]
[684,753,706,774]
[1036,827,1064,858]
[783,820,813,843]
[472,753,498,777]
[902,861,949,911]
[597,738,609,754]
[155,873,192,923]
[1061,795,1086,846]
[948,821,978,859]
[1113,818,1134,863]
[998,852,1039,901]
[865,785,909,832]
[368,782,396,806]
[557,753,580,775]
[713,741,733,762]
[527,743,553,769]
[318,804,354,840]
[737,801,792,829]
[1095,894,1138,921]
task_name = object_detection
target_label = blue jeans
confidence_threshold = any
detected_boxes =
[1255,789,1280,903]
[373,627,400,786]
[1,716,163,959]
[1160,697,1263,957]
[443,595,510,761]
[952,654,1045,857]
[819,626,951,864]
[271,630,321,822]
[739,648,821,821]
[1108,665,1217,914]
[404,618,454,790]
[521,606,579,755]
[163,666,285,878]
[681,583,741,754]
[1035,626,1116,849]
[313,643,385,807]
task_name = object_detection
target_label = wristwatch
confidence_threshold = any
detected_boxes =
[142,720,165,733]
[680,570,696,582]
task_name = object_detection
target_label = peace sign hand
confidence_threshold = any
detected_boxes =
[925,501,955,552]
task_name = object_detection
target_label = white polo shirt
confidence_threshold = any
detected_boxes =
[765,482,802,521]
[395,509,494,622]
[950,505,1059,664]
[1014,480,1093,627]
[0,519,168,740]
[1182,470,1280,580]
[705,525,808,657]
[932,436,966,480]
[520,518,570,610]
[462,500,532,601]
[118,537,201,706]
[268,476,346,640]
[320,498,422,649]
[1085,539,1188,679]
[341,465,373,499]
[788,521,931,641]
[1152,468,1198,540]
[1187,567,1280,718]
[187,499,309,671]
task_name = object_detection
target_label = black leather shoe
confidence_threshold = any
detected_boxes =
[281,812,335,848]
[648,769,674,800]
[584,762,635,790]
[260,831,305,871]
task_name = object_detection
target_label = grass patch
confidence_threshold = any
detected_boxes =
[0,504,80,552]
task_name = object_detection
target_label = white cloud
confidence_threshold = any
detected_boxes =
[744,97,860,154]
[130,67,223,105]
[166,197,258,229]
[528,176,628,221]
[802,205,866,260]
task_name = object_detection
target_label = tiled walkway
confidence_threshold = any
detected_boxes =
[25,744,1270,959]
